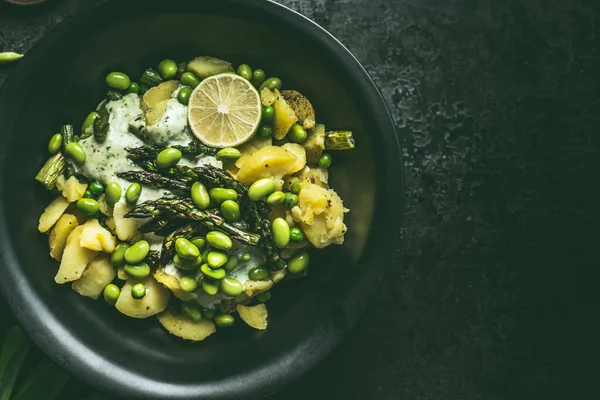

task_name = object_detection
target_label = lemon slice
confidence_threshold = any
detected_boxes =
[187,73,261,147]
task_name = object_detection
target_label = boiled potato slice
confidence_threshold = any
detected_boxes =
[303,124,325,164]
[79,219,116,252]
[154,269,196,302]
[187,56,233,79]
[55,175,65,191]
[142,80,179,110]
[244,280,273,297]
[273,88,298,139]
[115,276,170,319]
[157,309,216,341]
[281,143,306,173]
[97,194,112,216]
[260,87,276,106]
[235,136,273,170]
[54,225,99,284]
[298,166,329,188]
[281,90,315,129]
[49,213,79,260]
[237,304,268,330]
[61,176,88,202]
[236,146,298,185]
[146,100,169,126]
[271,269,286,283]
[39,196,70,233]
[117,266,127,281]
[71,253,115,299]
[113,202,138,241]
[298,183,348,248]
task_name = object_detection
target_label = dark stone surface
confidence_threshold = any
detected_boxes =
[1,0,599,399]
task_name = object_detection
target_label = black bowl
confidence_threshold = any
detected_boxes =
[0,0,403,398]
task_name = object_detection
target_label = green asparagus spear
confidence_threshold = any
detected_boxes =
[94,100,110,141]
[192,165,248,195]
[160,224,197,266]
[11,357,70,400]
[140,68,163,87]
[117,171,190,191]
[324,130,355,150]
[35,152,66,190]
[0,326,31,400]
[252,201,287,270]
[126,142,218,162]
[105,90,123,101]
[60,124,76,176]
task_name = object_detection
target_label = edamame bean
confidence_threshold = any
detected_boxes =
[215,147,241,162]
[103,284,120,306]
[288,251,310,274]
[220,277,244,296]
[105,72,131,90]
[180,72,201,88]
[191,182,210,210]
[48,133,62,154]
[209,188,237,204]
[127,82,140,94]
[105,182,122,206]
[89,181,105,196]
[248,266,270,281]
[256,291,271,303]
[251,69,266,88]
[174,254,202,271]
[124,240,150,264]
[288,124,307,143]
[257,125,273,137]
[290,227,304,242]
[237,64,253,80]
[240,252,251,261]
[124,262,151,279]
[125,182,142,205]
[222,256,238,272]
[272,218,291,249]
[111,243,129,266]
[214,313,235,328]
[177,86,192,105]
[81,111,97,137]
[131,283,146,299]
[201,263,226,280]
[283,192,298,208]
[318,152,332,169]
[201,277,219,296]
[175,238,200,260]
[206,231,233,251]
[76,198,99,216]
[158,59,178,79]
[65,142,86,165]
[259,77,282,91]
[190,236,206,251]
[266,191,285,206]
[156,148,182,168]
[262,106,274,124]
[207,251,228,268]
[202,308,216,320]
[290,181,302,194]
[179,276,199,293]
[248,178,276,201]
[220,200,241,222]
[180,302,202,321]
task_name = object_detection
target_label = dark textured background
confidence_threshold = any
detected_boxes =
[1,0,599,399]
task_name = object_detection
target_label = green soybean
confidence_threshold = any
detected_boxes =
[215,147,241,162]
[180,302,202,321]
[156,148,182,168]
[257,125,273,137]
[220,277,244,296]
[127,82,140,94]
[174,254,202,271]
[158,59,178,79]
[259,77,282,91]
[248,266,269,281]
[105,182,122,205]
[262,106,274,124]
[290,227,304,242]
[81,111,97,138]
[201,277,219,296]
[318,152,332,169]
[290,181,302,194]
[222,256,238,272]
[220,200,241,222]
[124,262,151,279]
[288,251,310,274]
[214,313,235,328]
[179,276,199,293]
[256,291,271,303]
[105,72,131,90]
[89,181,105,196]
[202,308,216,320]
[240,252,251,261]
[125,183,142,205]
[180,72,201,88]
[47,133,62,154]
[251,69,266,88]
[76,198,99,216]
[266,191,285,206]
[131,283,146,299]
[190,236,206,251]
[175,238,200,260]
[248,178,276,201]
[207,251,228,268]
[201,263,226,280]
[206,231,233,251]
[177,86,192,105]
[111,243,129,266]
[191,182,210,209]
[103,284,120,306]
[124,240,150,264]
[65,142,86,165]
[272,218,291,249]
[209,187,237,204]
[288,124,307,143]
[283,192,299,208]
[237,64,253,80]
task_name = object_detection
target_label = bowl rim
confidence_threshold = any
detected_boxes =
[0,0,404,398]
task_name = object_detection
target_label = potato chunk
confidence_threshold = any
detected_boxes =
[154,269,196,302]
[298,166,329,188]
[38,196,70,233]
[272,89,298,139]
[157,309,216,341]
[71,254,116,299]
[49,214,79,260]
[236,145,304,185]
[54,226,99,284]
[113,202,138,241]
[281,90,315,129]
[116,276,170,318]
[303,124,326,164]
[237,304,268,330]
[142,80,179,110]
[298,183,348,248]
[61,176,88,202]
[79,219,116,252]
[281,143,306,173]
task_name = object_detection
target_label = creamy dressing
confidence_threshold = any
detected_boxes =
[145,99,193,146]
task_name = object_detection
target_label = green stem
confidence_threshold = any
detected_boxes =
[35,152,66,190]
